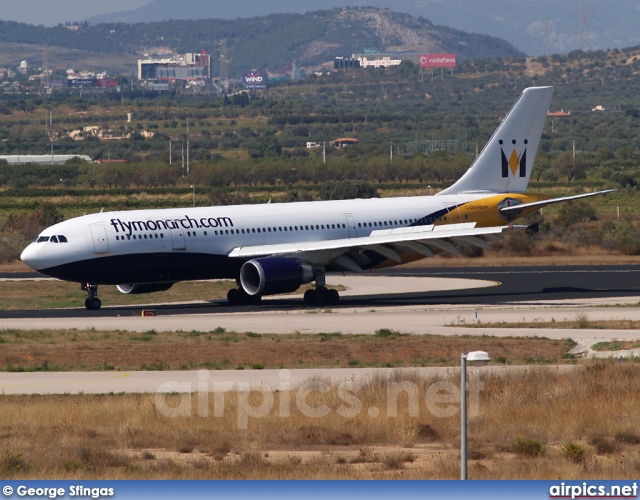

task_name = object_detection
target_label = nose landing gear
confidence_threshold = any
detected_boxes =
[81,283,102,310]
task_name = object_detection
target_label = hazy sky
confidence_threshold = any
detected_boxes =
[0,0,151,26]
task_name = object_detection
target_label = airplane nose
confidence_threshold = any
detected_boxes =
[20,243,41,271]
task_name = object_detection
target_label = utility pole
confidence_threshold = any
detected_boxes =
[390,139,393,163]
[181,143,185,176]
[169,139,172,165]
[186,119,190,175]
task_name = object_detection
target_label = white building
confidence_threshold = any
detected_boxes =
[0,155,92,165]
[138,52,211,83]
[356,56,402,68]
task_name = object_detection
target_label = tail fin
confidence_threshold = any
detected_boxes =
[439,86,554,195]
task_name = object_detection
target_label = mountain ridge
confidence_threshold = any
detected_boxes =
[0,8,523,76]
[86,0,640,57]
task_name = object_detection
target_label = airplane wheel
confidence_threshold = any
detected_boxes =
[85,297,101,310]
[227,288,238,304]
[236,288,250,305]
[248,294,262,305]
[327,289,340,305]
[303,289,315,304]
[314,287,327,305]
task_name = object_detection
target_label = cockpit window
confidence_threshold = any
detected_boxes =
[58,235,68,243]
[36,236,50,243]
[50,236,59,243]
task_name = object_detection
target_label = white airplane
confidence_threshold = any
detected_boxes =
[21,86,613,310]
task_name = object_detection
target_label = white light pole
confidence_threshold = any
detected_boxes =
[190,185,195,207]
[461,350,490,480]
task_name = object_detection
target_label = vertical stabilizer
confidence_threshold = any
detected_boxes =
[438,86,554,195]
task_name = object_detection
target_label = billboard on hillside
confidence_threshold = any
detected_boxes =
[243,71,267,90]
[419,54,457,68]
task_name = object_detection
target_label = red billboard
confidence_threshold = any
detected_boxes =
[419,54,457,68]
[98,78,119,88]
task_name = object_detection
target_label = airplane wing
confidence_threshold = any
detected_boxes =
[500,189,616,215]
[228,223,528,272]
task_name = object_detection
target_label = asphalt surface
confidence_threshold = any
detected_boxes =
[1,264,639,319]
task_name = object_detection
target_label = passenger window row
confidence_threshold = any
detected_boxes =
[110,217,451,242]
[358,219,413,228]
[115,234,164,241]
[209,223,348,236]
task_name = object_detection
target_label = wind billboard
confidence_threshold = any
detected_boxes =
[243,71,267,90]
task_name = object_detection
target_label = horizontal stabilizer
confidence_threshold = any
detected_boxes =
[499,190,616,215]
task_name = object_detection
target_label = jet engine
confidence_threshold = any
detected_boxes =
[240,257,314,296]
[116,283,175,295]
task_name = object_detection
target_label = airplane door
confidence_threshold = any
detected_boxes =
[89,224,110,255]
[344,214,357,238]
[444,203,462,224]
[171,227,186,251]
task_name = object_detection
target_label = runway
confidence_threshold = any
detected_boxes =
[2,264,640,319]
[1,266,639,342]
[1,265,639,395]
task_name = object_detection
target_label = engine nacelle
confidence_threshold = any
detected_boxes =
[240,258,314,296]
[116,283,175,295]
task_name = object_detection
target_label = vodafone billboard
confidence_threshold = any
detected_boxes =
[419,54,457,68]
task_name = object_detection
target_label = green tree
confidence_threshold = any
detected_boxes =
[247,136,282,158]
[318,180,379,200]
[552,151,586,182]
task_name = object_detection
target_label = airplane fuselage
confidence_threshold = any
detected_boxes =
[21,191,546,286]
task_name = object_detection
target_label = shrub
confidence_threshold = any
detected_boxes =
[381,451,416,470]
[511,437,546,457]
[575,313,591,329]
[1,449,32,474]
[615,431,640,444]
[589,435,618,455]
[562,441,586,462]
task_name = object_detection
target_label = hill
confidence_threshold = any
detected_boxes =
[86,0,640,57]
[0,8,523,76]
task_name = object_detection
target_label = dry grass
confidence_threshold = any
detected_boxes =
[1,361,640,479]
[459,316,640,331]
[0,328,575,372]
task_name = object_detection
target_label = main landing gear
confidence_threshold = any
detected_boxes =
[303,273,339,306]
[303,287,340,306]
[81,283,102,310]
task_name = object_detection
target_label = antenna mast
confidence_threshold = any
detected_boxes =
[579,1,590,51]
[219,40,229,92]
